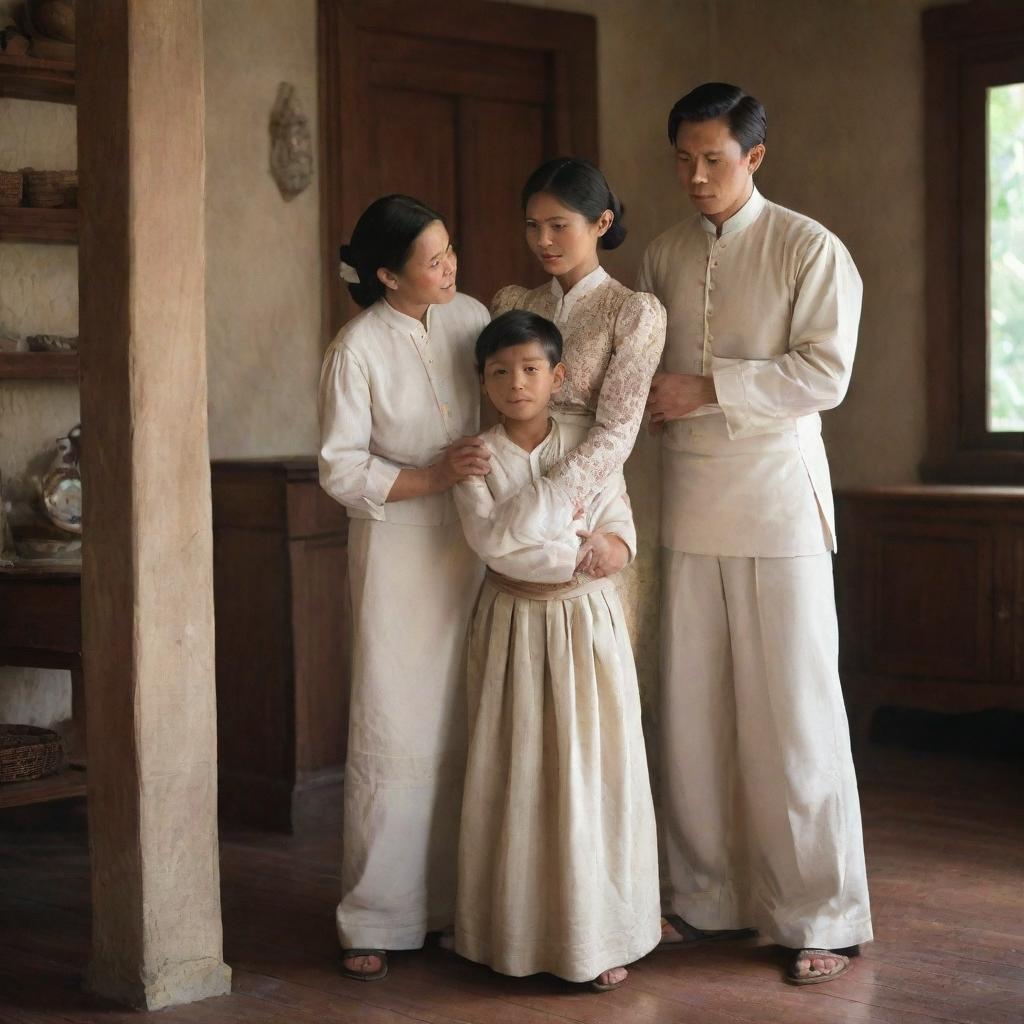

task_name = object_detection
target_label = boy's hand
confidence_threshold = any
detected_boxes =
[431,436,490,490]
[575,530,630,578]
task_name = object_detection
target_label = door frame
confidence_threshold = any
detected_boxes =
[317,0,598,342]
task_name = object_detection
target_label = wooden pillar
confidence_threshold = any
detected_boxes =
[77,1,231,1009]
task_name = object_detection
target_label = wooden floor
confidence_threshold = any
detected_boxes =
[2,745,1023,1024]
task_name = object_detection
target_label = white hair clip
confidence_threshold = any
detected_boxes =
[339,261,360,284]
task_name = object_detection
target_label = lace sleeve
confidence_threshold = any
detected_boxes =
[548,291,666,502]
[490,285,529,317]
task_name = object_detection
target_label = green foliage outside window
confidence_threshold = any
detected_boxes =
[988,83,1024,432]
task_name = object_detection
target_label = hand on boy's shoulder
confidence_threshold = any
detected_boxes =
[435,435,491,490]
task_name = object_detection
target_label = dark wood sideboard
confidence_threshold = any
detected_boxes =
[211,458,350,832]
[0,563,86,808]
[835,486,1024,747]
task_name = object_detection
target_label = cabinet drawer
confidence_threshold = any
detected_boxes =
[286,479,348,539]
[0,577,81,654]
[863,519,993,682]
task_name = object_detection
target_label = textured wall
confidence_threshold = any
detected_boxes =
[202,0,322,460]
[708,0,934,488]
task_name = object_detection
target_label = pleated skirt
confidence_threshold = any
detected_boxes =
[455,576,661,982]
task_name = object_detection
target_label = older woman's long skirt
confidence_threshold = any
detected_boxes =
[454,573,661,982]
[336,517,483,951]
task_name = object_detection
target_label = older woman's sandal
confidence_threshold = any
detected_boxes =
[786,945,859,985]
[340,949,388,981]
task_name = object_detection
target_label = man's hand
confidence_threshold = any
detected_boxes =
[430,436,491,490]
[646,372,717,432]
[575,531,630,579]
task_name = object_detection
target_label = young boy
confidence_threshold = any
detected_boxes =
[452,310,660,992]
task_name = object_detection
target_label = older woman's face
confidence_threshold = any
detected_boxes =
[384,220,457,307]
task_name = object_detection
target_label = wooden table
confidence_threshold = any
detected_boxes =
[0,562,86,808]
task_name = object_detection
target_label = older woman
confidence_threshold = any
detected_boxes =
[318,194,489,982]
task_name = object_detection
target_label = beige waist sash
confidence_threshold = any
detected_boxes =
[485,568,612,602]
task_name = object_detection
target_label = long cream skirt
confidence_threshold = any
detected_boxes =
[337,517,482,950]
[455,576,661,982]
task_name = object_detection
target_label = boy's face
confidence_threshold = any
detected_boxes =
[482,340,565,423]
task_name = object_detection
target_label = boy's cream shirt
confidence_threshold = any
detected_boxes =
[454,419,636,584]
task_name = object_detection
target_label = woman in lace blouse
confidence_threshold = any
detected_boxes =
[492,158,666,574]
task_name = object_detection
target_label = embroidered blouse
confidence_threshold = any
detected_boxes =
[491,266,666,504]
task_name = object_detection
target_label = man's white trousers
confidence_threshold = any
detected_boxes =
[660,549,873,950]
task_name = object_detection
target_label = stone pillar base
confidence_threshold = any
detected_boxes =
[86,957,232,1011]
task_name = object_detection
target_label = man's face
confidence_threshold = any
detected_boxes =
[674,117,764,226]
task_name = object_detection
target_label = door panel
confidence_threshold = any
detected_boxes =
[371,88,458,234]
[458,96,547,304]
[321,0,598,337]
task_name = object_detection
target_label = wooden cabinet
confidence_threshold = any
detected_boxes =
[836,486,1024,745]
[0,565,86,809]
[211,459,350,832]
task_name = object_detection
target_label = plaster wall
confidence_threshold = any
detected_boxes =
[707,0,934,488]
[202,0,322,460]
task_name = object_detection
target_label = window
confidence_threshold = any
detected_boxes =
[989,82,1024,432]
[923,3,1024,481]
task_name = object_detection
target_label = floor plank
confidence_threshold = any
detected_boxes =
[1,746,1022,1024]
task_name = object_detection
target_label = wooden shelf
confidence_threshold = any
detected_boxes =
[0,206,78,244]
[0,53,75,103]
[0,352,78,379]
[0,766,85,810]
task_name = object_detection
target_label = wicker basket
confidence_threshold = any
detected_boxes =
[0,724,65,783]
[22,169,78,209]
[0,170,22,208]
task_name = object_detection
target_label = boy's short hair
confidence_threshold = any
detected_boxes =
[475,310,563,373]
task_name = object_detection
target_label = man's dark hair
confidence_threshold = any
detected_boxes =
[475,310,563,374]
[667,82,767,154]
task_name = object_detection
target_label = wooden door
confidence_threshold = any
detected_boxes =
[319,0,598,338]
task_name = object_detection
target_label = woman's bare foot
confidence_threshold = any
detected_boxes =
[591,965,628,991]
[342,952,384,978]
[659,915,758,948]
[786,947,855,985]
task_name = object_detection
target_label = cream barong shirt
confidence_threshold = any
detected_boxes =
[638,186,862,557]
[317,293,487,525]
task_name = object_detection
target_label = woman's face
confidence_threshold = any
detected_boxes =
[524,192,607,287]
[380,220,457,309]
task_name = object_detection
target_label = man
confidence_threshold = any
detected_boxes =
[639,82,872,985]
